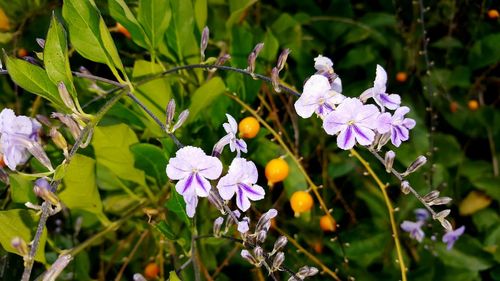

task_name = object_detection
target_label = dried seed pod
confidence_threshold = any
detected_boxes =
[276,48,291,73]
[271,67,281,93]
[428,197,452,206]
[439,218,452,231]
[433,209,451,220]
[402,155,427,176]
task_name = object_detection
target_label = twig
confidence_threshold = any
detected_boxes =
[114,230,150,281]
[349,149,407,281]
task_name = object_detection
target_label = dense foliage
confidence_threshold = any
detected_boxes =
[0,0,499,280]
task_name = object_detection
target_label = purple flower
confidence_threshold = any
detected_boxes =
[323,98,380,150]
[217,158,265,212]
[415,208,430,222]
[0,108,51,170]
[442,226,465,250]
[313,55,343,93]
[376,106,416,147]
[360,65,401,110]
[401,220,425,242]
[294,75,345,119]
[166,146,223,217]
[213,114,247,157]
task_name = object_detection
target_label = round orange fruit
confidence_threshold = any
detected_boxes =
[265,158,289,185]
[238,117,260,138]
[290,191,313,214]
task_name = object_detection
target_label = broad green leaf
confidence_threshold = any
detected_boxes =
[169,271,181,281]
[92,124,146,187]
[131,143,168,186]
[0,209,47,263]
[60,154,109,225]
[163,0,198,63]
[226,0,257,29]
[5,55,65,109]
[194,0,207,30]
[62,0,124,79]
[156,220,177,240]
[9,174,36,204]
[468,34,500,70]
[165,190,190,226]
[44,14,75,97]
[341,46,376,69]
[260,28,279,62]
[108,0,149,48]
[188,77,225,123]
[138,0,172,53]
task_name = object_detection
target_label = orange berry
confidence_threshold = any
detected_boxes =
[395,71,407,83]
[290,191,313,214]
[116,23,131,38]
[487,9,499,19]
[468,99,479,111]
[17,48,28,58]
[144,262,160,279]
[312,241,323,254]
[265,158,289,185]
[319,215,337,232]
[449,101,458,113]
[238,117,260,138]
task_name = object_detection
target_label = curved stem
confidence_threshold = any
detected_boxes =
[349,149,407,281]
[274,225,340,281]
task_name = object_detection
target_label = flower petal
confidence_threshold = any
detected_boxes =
[378,93,401,110]
[194,173,211,197]
[198,155,223,180]
[236,187,252,211]
[353,125,375,146]
[376,112,392,133]
[217,176,237,201]
[337,126,356,150]
[374,64,387,94]
[240,183,265,201]
[225,114,238,133]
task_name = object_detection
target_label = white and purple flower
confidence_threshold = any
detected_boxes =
[323,98,380,150]
[294,75,345,119]
[376,106,416,147]
[166,146,223,217]
[360,65,401,110]
[217,158,265,212]
[0,108,52,171]
[213,114,247,157]
[442,225,465,250]
[400,220,425,242]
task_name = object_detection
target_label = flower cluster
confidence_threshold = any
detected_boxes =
[0,108,52,171]
[166,114,263,217]
[401,209,465,250]
[294,56,415,150]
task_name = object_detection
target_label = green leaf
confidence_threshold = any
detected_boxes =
[138,0,172,52]
[156,221,177,240]
[283,158,307,198]
[468,34,500,70]
[5,55,65,109]
[260,28,279,62]
[188,77,226,123]
[92,124,147,187]
[162,0,198,63]
[62,0,124,79]
[108,0,149,48]
[194,0,207,30]
[226,0,257,29]
[169,271,181,281]
[341,46,376,69]
[44,14,75,97]
[435,235,494,271]
[9,174,37,204]
[0,209,47,263]
[130,143,168,186]
[165,190,190,226]
[60,154,109,225]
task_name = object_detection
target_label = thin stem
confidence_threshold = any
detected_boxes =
[273,225,341,281]
[114,230,150,281]
[72,71,126,88]
[21,90,128,281]
[349,149,407,281]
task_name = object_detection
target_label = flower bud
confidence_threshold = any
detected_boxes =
[238,219,250,234]
[439,218,452,231]
[34,178,59,205]
[133,273,148,281]
[58,82,76,111]
[271,252,285,272]
[271,236,287,255]
[11,237,29,257]
[207,191,225,214]
[51,113,82,141]
[36,38,45,49]
[200,26,209,61]
[166,99,176,127]
[402,155,427,176]
[172,109,189,132]
[433,209,451,220]
[376,133,391,150]
[400,181,411,195]
[247,43,264,75]
[215,54,231,66]
[384,150,395,173]
[256,230,267,244]
[42,253,73,281]
[213,217,224,237]
[241,249,258,265]
[276,48,291,73]
[253,246,264,264]
[428,197,452,206]
[26,141,54,171]
[271,67,281,93]
[256,208,278,232]
[422,190,440,203]
[50,127,68,152]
